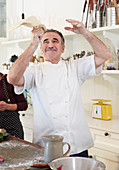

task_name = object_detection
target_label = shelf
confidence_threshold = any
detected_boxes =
[89,25,119,34]
[0,25,119,45]
[102,70,119,95]
[65,25,119,38]
[1,38,30,45]
[102,70,119,74]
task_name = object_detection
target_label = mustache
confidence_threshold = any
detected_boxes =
[45,47,57,52]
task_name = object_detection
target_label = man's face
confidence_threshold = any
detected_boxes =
[40,32,65,64]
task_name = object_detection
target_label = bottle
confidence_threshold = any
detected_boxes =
[111,2,116,26]
[117,49,119,70]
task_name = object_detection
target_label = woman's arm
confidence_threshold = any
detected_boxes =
[0,74,28,112]
[0,101,17,111]
[0,95,28,111]
[14,92,28,111]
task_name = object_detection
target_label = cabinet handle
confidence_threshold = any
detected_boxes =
[88,155,93,158]
[22,113,25,116]
[104,132,109,136]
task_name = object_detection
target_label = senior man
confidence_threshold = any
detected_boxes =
[7,19,111,157]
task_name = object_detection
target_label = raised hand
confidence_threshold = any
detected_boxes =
[31,26,45,47]
[64,19,87,35]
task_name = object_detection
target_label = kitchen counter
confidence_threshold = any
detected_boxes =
[0,135,51,170]
[86,113,119,134]
[5,135,41,148]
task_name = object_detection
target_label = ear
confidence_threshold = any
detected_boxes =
[62,45,65,53]
[40,46,43,55]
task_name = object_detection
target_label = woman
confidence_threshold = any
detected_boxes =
[0,72,28,139]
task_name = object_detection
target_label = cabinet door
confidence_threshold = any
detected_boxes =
[20,106,34,142]
[24,127,33,142]
[20,113,33,142]
[89,127,119,170]
[89,148,119,170]
[0,0,7,39]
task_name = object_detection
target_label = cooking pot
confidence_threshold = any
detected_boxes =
[49,157,106,170]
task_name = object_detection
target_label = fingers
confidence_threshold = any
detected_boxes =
[32,26,44,41]
[64,27,73,31]
[66,19,82,28]
[0,101,6,111]
[66,19,75,23]
[32,26,44,32]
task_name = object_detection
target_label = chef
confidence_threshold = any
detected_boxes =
[7,19,111,157]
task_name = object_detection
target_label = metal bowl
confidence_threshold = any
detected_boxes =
[49,157,106,170]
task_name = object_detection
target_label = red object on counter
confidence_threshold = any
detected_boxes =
[57,165,63,170]
[0,157,4,162]
[32,163,49,168]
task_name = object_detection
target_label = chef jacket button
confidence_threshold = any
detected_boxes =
[53,116,56,119]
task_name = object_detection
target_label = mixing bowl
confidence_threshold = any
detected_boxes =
[49,157,106,170]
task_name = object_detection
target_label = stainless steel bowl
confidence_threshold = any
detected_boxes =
[49,157,106,170]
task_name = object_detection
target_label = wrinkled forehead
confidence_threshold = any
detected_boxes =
[41,32,62,43]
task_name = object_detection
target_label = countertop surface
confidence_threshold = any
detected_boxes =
[0,135,50,170]
[86,113,119,134]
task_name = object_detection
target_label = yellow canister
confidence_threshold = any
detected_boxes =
[91,99,112,120]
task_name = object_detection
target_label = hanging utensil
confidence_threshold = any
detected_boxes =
[103,0,107,27]
[100,0,104,27]
[92,0,98,28]
[82,0,87,23]
[96,0,102,27]
[85,0,90,28]
[89,0,94,28]
[113,0,119,24]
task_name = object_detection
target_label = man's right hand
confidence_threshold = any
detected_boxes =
[31,26,45,47]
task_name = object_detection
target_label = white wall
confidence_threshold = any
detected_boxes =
[8,0,84,32]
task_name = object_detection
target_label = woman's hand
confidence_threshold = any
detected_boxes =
[0,101,8,111]
[0,101,17,111]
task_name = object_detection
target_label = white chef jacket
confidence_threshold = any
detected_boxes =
[14,55,102,155]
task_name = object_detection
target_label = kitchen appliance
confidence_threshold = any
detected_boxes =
[49,157,106,170]
[91,99,112,120]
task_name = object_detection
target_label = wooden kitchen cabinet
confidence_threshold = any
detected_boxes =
[87,115,119,170]
[20,105,34,142]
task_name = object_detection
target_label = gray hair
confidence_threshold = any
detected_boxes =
[43,29,65,45]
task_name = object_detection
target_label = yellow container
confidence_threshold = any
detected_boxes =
[91,99,112,120]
